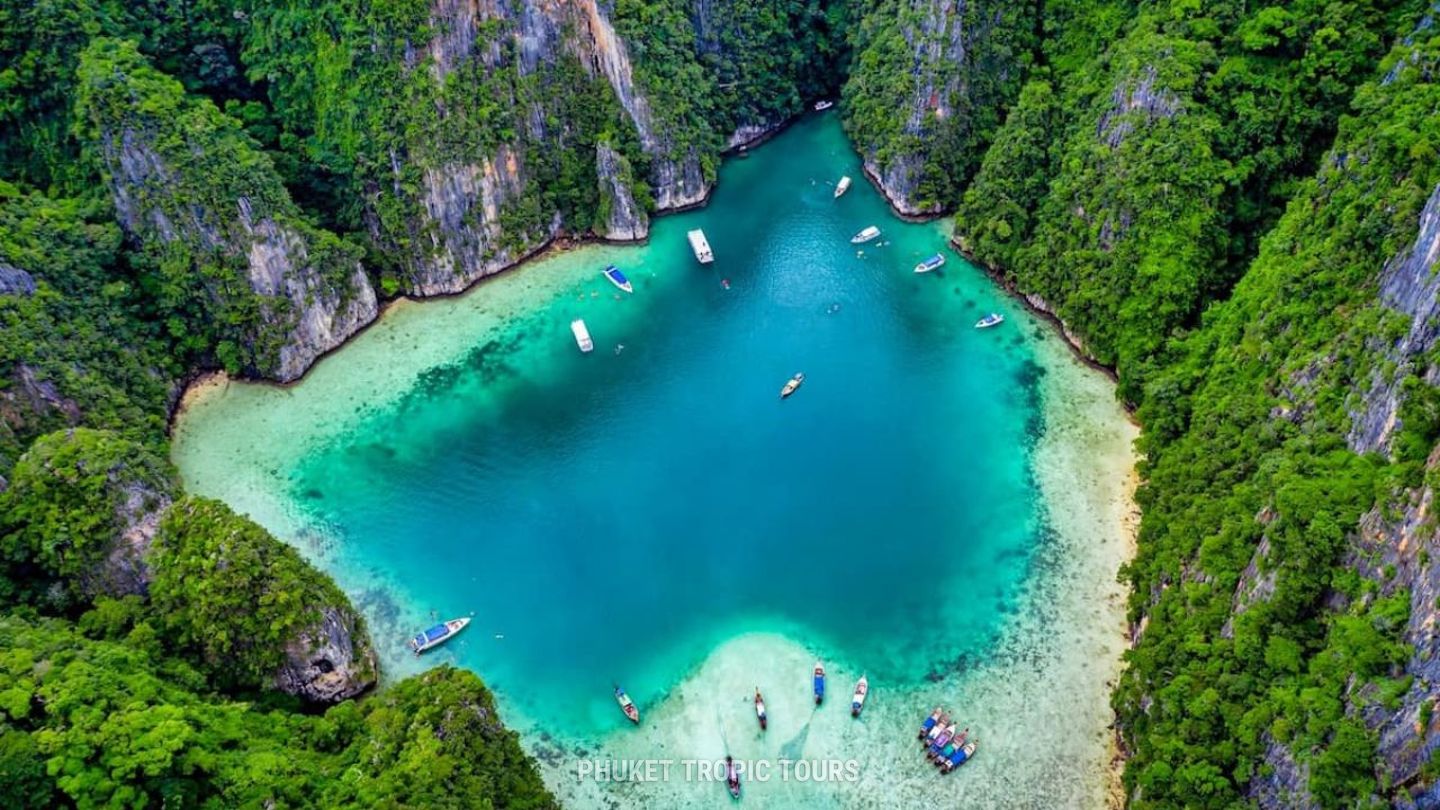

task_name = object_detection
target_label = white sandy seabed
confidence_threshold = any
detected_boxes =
[520,329,1140,810]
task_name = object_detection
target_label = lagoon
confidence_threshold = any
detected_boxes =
[171,116,1136,807]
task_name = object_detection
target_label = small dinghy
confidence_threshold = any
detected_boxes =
[834,176,852,198]
[780,372,805,399]
[914,254,945,274]
[614,685,640,724]
[851,674,869,717]
[918,707,943,739]
[814,662,826,705]
[755,688,768,731]
[602,265,633,293]
[975,313,1005,329]
[942,740,978,774]
[814,100,834,111]
[726,755,741,798]
[850,226,881,244]
[408,617,470,655]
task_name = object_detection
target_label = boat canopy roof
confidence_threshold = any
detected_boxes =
[605,265,628,281]
[422,624,450,642]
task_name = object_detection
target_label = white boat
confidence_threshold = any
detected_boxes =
[814,100,834,111]
[687,229,714,264]
[780,372,805,399]
[571,319,594,352]
[851,674,869,717]
[850,226,881,244]
[602,265,633,293]
[834,176,852,198]
[914,254,945,273]
[409,617,470,655]
[975,313,1005,329]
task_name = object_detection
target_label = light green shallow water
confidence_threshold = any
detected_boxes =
[171,116,1137,808]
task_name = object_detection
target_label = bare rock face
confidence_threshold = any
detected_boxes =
[1247,735,1317,810]
[0,262,36,296]
[1096,64,1182,150]
[272,604,378,703]
[1349,182,1440,456]
[88,466,173,599]
[596,141,648,241]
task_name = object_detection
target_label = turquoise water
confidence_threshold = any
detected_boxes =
[172,116,1138,806]
[286,117,1039,729]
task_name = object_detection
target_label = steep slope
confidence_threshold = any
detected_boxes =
[75,39,377,382]
[1114,12,1440,805]
[841,0,1035,214]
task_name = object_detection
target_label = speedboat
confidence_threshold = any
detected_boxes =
[814,662,826,705]
[934,729,970,768]
[780,372,805,399]
[914,254,945,273]
[814,100,834,111]
[571,319,594,352]
[726,755,741,798]
[975,313,1005,329]
[602,265,633,293]
[755,688,768,730]
[918,707,943,739]
[834,176,852,198]
[851,674,869,717]
[941,740,978,773]
[614,685,640,724]
[851,226,881,244]
[408,617,470,655]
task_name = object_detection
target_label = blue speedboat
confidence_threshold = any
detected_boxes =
[813,662,826,705]
[602,265,633,293]
[975,313,1005,329]
[942,740,978,773]
[914,253,945,274]
[408,617,470,655]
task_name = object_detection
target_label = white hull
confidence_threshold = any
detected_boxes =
[571,319,594,352]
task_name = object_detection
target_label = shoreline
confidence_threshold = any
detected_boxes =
[168,115,814,432]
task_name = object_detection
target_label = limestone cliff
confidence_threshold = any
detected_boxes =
[76,39,377,382]
[842,0,1032,215]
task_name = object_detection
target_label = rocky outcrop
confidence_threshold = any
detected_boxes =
[0,262,36,296]
[86,456,173,599]
[1248,735,1316,810]
[1096,64,1182,150]
[272,604,378,703]
[1349,182,1440,456]
[595,141,648,241]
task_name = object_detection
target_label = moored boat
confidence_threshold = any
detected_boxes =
[814,100,834,111]
[614,685,640,724]
[975,313,1005,329]
[927,724,958,760]
[934,728,970,768]
[408,617,470,655]
[780,372,805,399]
[914,254,945,274]
[918,707,943,739]
[726,755,741,798]
[814,662,826,705]
[687,229,715,264]
[755,688,768,730]
[851,674,869,717]
[850,226,881,244]
[834,176,852,198]
[571,319,594,352]
[942,740,978,773]
[924,712,951,744]
[602,265,633,293]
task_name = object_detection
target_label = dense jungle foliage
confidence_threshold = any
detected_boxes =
[6,0,1440,804]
